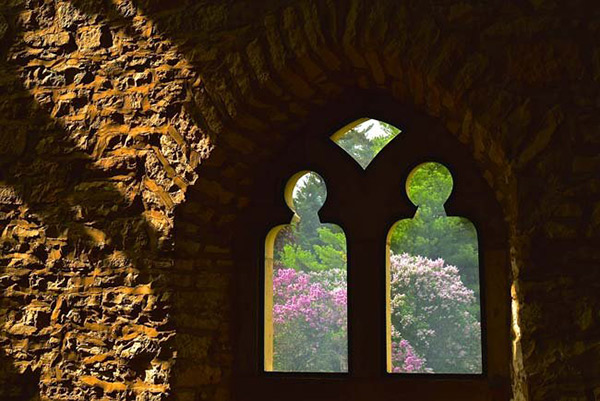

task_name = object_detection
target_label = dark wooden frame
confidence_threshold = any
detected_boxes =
[233,93,511,401]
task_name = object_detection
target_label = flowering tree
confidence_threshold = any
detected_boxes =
[272,255,480,373]
[389,253,481,373]
[390,326,429,373]
[272,268,347,371]
[272,266,430,373]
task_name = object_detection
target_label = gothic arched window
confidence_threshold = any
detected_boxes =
[236,104,511,401]
[264,171,348,372]
[386,162,482,374]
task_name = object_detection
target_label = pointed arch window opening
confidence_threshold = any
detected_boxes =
[386,162,482,374]
[264,121,483,376]
[264,171,348,373]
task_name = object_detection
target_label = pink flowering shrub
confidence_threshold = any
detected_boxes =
[390,253,481,373]
[390,327,430,373]
[272,254,480,373]
[272,267,427,373]
[272,268,347,371]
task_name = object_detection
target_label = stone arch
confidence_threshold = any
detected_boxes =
[176,67,523,401]
[218,93,514,400]
[4,0,590,400]
[167,2,532,397]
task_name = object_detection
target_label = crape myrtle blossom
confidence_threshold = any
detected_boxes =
[272,268,347,371]
[390,327,429,373]
[272,253,480,373]
[273,268,346,332]
[390,253,481,373]
[273,267,423,372]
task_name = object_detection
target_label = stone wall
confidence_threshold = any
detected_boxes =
[0,1,598,400]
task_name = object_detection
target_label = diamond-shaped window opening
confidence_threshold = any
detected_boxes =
[331,118,402,169]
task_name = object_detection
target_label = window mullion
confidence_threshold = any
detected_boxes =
[347,234,385,378]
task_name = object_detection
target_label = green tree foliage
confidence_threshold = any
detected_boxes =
[389,163,480,298]
[274,172,346,272]
[279,226,346,272]
[292,172,327,249]
[335,120,400,169]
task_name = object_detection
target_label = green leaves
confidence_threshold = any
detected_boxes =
[334,120,401,169]
[406,163,453,208]
[278,226,346,272]
[390,163,480,297]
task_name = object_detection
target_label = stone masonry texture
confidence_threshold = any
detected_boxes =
[0,0,599,400]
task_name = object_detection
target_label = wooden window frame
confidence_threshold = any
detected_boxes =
[233,99,511,401]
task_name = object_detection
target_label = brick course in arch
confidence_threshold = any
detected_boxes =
[0,1,598,400]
